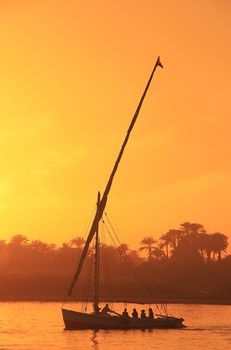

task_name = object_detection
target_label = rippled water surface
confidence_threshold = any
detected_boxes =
[0,302,231,349]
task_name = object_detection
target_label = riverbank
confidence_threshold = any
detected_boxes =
[0,296,231,305]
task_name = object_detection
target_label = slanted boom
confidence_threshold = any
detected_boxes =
[68,57,163,296]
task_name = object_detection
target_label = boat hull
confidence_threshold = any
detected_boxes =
[62,308,184,330]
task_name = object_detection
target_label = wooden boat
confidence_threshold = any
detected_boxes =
[62,308,184,330]
[62,57,185,330]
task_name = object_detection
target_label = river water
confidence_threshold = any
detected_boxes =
[0,302,230,349]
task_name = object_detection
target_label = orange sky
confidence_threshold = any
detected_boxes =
[0,0,230,248]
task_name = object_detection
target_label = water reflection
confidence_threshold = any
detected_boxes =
[1,302,231,350]
[90,330,99,349]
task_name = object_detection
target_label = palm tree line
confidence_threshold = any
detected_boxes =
[0,222,230,300]
[158,222,228,263]
[0,221,228,268]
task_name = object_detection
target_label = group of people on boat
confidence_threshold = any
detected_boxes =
[131,307,154,319]
[100,304,154,319]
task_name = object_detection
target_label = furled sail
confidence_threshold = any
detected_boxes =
[68,57,163,296]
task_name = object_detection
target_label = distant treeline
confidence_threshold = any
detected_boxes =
[0,222,230,301]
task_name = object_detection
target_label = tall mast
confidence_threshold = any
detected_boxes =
[68,57,163,296]
[93,191,100,314]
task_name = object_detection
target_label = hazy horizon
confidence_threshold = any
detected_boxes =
[0,0,231,248]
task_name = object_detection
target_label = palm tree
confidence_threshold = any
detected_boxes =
[60,242,71,250]
[195,231,228,263]
[180,222,191,235]
[139,236,157,261]
[179,222,205,252]
[159,233,171,258]
[197,232,210,261]
[180,222,205,240]
[9,234,29,247]
[69,236,85,249]
[8,234,29,268]
[210,232,228,261]
[117,243,129,254]
[151,247,166,261]
[127,249,144,266]
[30,240,49,253]
[159,229,182,257]
[190,223,205,234]
[117,243,129,264]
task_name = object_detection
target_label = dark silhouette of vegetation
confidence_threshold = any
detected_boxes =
[0,223,230,302]
[139,236,157,261]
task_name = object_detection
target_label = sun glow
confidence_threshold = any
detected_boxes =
[0,1,230,247]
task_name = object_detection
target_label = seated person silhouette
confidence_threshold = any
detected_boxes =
[148,308,154,319]
[122,308,129,317]
[93,304,101,314]
[101,303,111,315]
[132,308,138,318]
[141,309,146,319]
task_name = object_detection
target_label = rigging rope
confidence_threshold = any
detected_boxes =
[100,221,114,311]
[81,247,93,312]
[103,211,164,315]
[63,203,96,305]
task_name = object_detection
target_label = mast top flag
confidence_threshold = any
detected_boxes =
[156,57,163,69]
[68,57,163,296]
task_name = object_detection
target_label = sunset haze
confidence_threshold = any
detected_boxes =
[0,0,231,247]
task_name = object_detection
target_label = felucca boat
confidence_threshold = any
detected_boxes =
[62,57,185,329]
